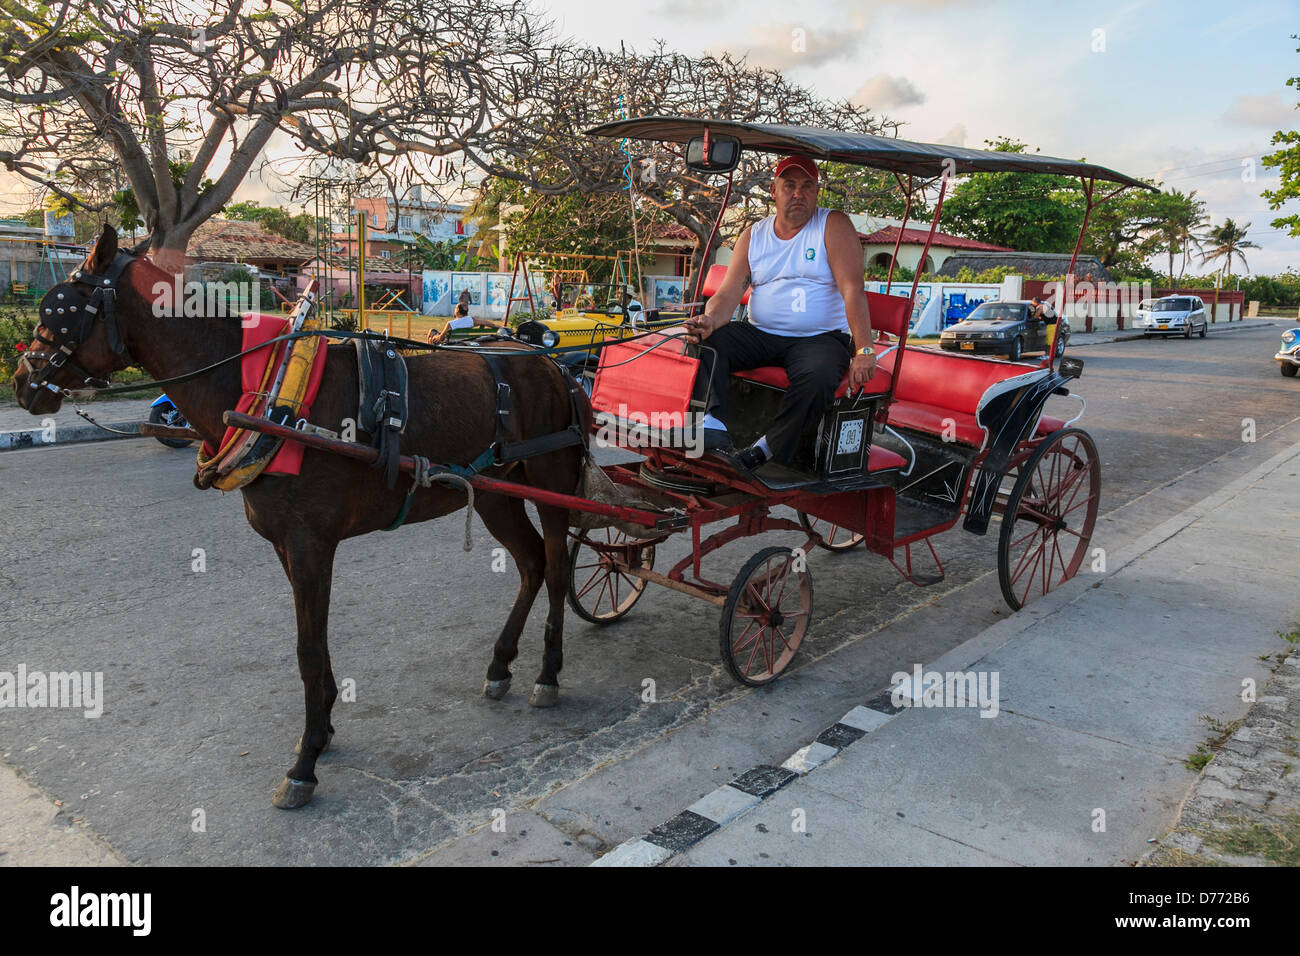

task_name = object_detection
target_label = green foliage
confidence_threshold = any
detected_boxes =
[819,162,923,221]
[114,159,217,233]
[222,201,321,245]
[1200,218,1260,281]
[1261,35,1300,238]
[0,308,38,380]
[939,138,1086,253]
[396,235,493,272]
[864,261,915,282]
[477,173,661,284]
[503,305,553,328]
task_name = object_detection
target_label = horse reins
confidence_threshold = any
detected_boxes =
[18,249,701,403]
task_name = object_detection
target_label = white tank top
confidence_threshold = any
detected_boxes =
[746,207,849,336]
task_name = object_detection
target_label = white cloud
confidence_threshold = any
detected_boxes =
[1221,92,1297,129]
[934,123,967,147]
[713,22,860,70]
[852,73,926,110]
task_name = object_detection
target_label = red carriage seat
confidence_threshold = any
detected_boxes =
[730,290,911,399]
[885,348,1045,448]
[701,263,751,304]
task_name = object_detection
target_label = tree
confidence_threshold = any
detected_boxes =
[938,138,1085,253]
[1135,188,1207,288]
[467,43,902,277]
[1200,218,1259,319]
[1200,219,1259,279]
[222,201,320,244]
[1081,185,1166,274]
[0,0,545,272]
[1261,35,1300,237]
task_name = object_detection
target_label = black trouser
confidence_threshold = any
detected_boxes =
[693,323,853,464]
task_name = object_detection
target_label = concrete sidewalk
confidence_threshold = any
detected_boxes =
[592,439,1300,866]
[1066,317,1283,348]
[0,397,156,450]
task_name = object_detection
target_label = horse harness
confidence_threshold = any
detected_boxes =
[350,337,588,530]
[18,252,136,395]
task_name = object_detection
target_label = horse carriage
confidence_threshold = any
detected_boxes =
[11,116,1149,808]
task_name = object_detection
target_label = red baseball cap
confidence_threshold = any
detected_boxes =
[773,155,819,182]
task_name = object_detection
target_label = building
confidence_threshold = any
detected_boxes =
[186,219,319,276]
[0,219,86,296]
[858,225,1013,274]
[338,186,476,259]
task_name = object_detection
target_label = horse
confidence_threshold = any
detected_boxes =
[10,224,591,809]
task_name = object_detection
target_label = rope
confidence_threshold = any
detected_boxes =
[401,454,475,550]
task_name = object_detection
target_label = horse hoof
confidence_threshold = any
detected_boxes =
[272,777,317,809]
[483,677,512,701]
[529,683,559,708]
[294,730,335,756]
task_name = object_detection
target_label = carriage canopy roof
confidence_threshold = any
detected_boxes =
[587,116,1155,190]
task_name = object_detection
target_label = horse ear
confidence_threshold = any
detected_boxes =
[84,222,119,274]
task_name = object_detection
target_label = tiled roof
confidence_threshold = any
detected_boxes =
[858,226,1013,252]
[647,223,695,242]
[300,255,415,274]
[187,219,318,263]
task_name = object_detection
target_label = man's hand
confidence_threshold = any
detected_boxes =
[683,309,729,344]
[849,349,877,389]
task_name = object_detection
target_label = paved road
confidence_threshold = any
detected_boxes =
[1,322,1297,864]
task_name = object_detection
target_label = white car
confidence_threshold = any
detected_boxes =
[1141,295,1208,339]
[1133,297,1155,327]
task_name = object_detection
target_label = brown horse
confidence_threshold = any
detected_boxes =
[11,225,590,809]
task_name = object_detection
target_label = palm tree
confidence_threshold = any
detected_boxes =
[1201,219,1259,278]
[1176,199,1209,281]
[1200,219,1260,321]
[1139,188,1207,288]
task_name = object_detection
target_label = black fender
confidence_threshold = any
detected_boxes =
[963,367,1075,535]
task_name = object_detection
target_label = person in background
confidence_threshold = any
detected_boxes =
[621,285,644,326]
[428,301,503,344]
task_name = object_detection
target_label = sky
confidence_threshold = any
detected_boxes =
[536,0,1300,274]
[3,0,1296,275]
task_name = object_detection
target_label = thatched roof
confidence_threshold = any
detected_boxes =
[936,252,1113,281]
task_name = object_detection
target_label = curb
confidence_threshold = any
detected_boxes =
[1069,319,1277,348]
[0,420,146,451]
[589,437,1300,866]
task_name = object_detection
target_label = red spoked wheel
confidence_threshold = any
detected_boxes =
[719,547,814,686]
[567,529,656,624]
[997,428,1101,610]
[796,510,864,553]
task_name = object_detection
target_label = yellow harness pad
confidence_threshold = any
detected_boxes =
[196,312,327,492]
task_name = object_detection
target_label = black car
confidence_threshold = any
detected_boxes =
[938,301,1069,361]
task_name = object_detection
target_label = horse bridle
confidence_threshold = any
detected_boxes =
[19,251,137,395]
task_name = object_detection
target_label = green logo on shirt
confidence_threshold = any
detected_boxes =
[804,248,816,261]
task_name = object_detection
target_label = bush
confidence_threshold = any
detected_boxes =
[506,305,552,328]
[0,307,38,380]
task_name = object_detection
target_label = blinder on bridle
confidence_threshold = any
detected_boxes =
[19,251,137,395]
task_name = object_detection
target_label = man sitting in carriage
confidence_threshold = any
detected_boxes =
[685,154,877,470]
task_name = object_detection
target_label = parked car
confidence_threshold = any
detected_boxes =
[509,282,688,393]
[1133,297,1155,327]
[1276,327,1300,378]
[938,301,1069,361]
[1140,295,1208,338]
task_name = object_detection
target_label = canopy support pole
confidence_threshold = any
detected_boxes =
[689,169,734,313]
[885,173,914,296]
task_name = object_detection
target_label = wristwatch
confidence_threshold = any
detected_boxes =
[855,346,875,358]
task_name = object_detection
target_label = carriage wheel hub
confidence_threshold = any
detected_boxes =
[769,610,785,627]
